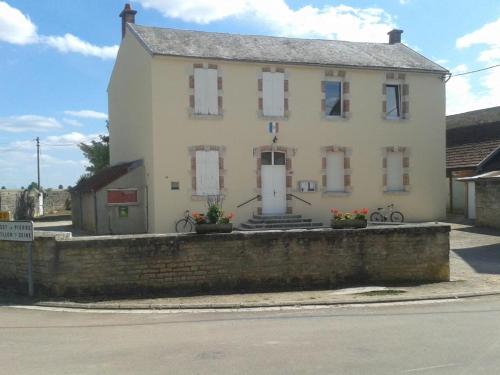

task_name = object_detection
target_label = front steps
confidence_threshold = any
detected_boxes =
[239,214,324,231]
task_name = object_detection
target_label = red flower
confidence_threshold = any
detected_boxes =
[362,208,369,215]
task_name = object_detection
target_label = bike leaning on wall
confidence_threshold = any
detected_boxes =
[370,204,404,223]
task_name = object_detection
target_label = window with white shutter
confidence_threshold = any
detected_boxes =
[326,151,345,192]
[194,68,218,115]
[387,151,403,191]
[195,150,220,195]
[262,72,284,117]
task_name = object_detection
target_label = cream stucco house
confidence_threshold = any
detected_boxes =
[103,4,448,234]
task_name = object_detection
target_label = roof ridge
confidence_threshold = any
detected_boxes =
[131,23,388,46]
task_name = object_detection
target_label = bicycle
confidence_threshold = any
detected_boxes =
[370,204,404,223]
[175,210,195,232]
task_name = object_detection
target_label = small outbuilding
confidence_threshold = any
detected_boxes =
[71,160,147,235]
[446,106,500,218]
[460,171,500,229]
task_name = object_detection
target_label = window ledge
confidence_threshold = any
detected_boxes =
[322,114,349,122]
[189,113,223,120]
[383,116,409,122]
[259,115,288,121]
[322,191,351,197]
[383,189,410,195]
[191,193,225,201]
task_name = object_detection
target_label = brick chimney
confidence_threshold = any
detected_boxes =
[388,29,403,44]
[119,3,137,39]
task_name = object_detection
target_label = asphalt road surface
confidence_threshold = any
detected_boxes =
[2,296,500,375]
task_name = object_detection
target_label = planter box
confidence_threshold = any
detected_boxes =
[195,223,233,234]
[331,219,367,229]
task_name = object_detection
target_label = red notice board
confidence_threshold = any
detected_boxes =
[107,189,138,205]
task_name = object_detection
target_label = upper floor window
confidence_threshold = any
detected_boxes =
[385,84,401,119]
[262,72,285,117]
[324,81,342,117]
[194,68,218,115]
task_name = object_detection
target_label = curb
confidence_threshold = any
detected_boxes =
[30,290,500,311]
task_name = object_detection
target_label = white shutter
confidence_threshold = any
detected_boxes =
[273,72,284,116]
[194,68,207,114]
[196,150,219,195]
[206,68,218,115]
[326,152,344,192]
[262,72,273,116]
[387,151,403,191]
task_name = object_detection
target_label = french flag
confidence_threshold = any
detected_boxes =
[268,122,279,134]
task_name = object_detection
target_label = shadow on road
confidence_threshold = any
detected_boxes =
[453,225,500,237]
[453,244,500,275]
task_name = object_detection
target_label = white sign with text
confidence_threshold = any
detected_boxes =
[0,221,34,242]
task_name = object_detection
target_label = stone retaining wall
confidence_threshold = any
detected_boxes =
[0,224,450,297]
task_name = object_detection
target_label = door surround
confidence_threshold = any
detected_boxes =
[254,145,296,215]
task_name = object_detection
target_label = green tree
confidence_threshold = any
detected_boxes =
[79,135,109,175]
[27,181,40,191]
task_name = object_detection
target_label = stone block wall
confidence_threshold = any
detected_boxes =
[0,224,450,297]
[0,190,70,218]
[475,179,500,229]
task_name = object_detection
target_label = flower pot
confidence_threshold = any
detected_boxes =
[331,219,367,229]
[195,223,233,234]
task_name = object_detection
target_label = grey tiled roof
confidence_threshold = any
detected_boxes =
[128,24,448,73]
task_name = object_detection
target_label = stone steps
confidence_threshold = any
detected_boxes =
[239,214,324,231]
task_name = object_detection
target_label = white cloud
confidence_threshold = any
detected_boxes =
[447,18,500,115]
[0,1,37,44]
[0,2,117,59]
[62,118,84,128]
[137,0,395,42]
[64,110,108,120]
[456,18,500,64]
[446,64,500,115]
[41,34,118,60]
[0,115,62,133]
[43,132,100,147]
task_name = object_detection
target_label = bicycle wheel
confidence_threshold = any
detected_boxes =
[390,211,404,223]
[370,212,384,222]
[175,219,193,233]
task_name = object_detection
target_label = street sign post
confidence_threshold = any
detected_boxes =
[0,221,34,296]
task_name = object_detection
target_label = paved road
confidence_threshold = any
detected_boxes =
[2,296,500,374]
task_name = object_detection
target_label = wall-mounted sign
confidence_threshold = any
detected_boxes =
[107,189,138,205]
[298,180,317,192]
[0,221,34,242]
[268,122,279,134]
[118,206,129,218]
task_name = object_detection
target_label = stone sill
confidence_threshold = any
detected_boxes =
[189,113,224,120]
[383,189,410,195]
[322,115,350,122]
[322,191,351,197]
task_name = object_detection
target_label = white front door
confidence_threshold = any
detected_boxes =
[261,151,287,215]
[467,181,476,219]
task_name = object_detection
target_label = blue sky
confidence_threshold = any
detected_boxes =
[1,0,499,188]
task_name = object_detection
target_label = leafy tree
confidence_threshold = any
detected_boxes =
[79,135,109,175]
[27,181,41,191]
[1,186,5,189]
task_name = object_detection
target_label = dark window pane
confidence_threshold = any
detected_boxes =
[261,152,272,165]
[273,152,286,165]
[325,81,342,116]
[386,84,400,118]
